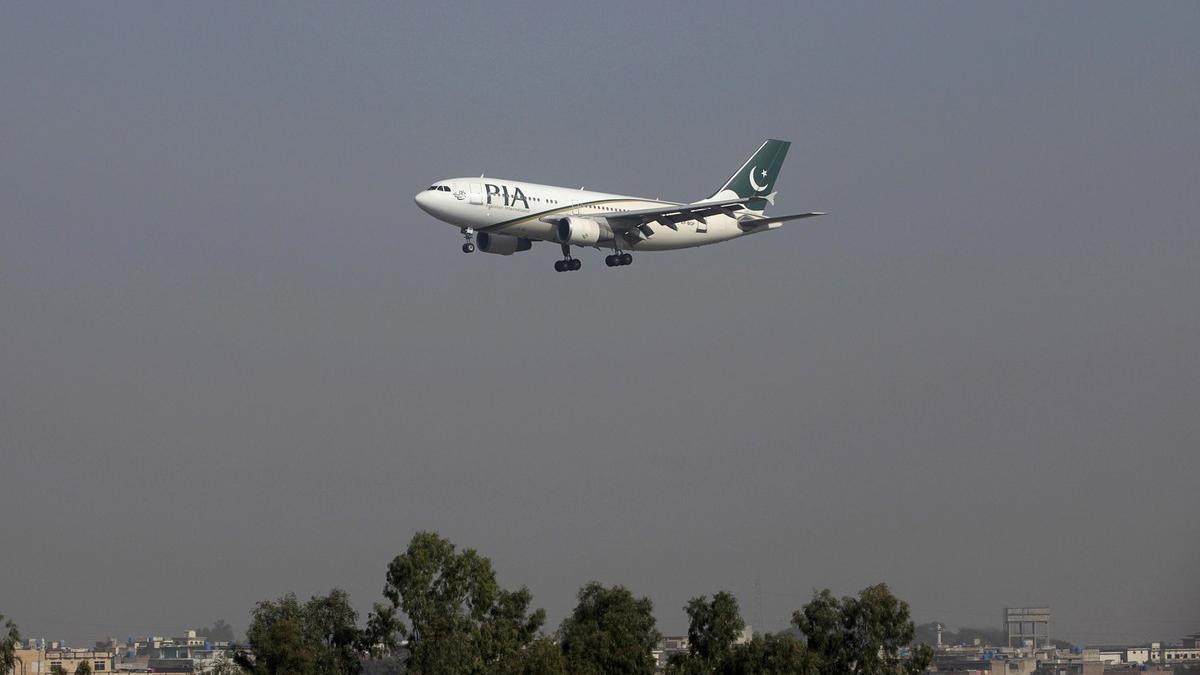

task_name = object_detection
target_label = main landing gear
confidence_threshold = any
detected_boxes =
[605,252,633,267]
[460,227,475,253]
[555,243,581,272]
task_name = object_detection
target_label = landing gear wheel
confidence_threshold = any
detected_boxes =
[605,255,617,267]
[554,260,566,272]
[619,253,633,266]
[570,258,582,271]
[462,242,475,253]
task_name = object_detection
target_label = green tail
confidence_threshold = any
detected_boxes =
[709,139,791,209]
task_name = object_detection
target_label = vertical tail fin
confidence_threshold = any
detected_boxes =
[707,139,790,212]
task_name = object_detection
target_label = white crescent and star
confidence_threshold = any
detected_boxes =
[748,166,769,192]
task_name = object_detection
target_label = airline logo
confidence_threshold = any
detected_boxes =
[484,183,529,209]
[749,167,769,192]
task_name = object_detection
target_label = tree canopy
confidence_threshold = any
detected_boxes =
[495,637,566,675]
[723,632,818,675]
[198,619,236,643]
[239,589,368,675]
[684,592,745,667]
[219,533,930,675]
[792,583,932,675]
[382,531,544,674]
[667,592,823,675]
[2,615,21,675]
[558,582,661,675]
[667,591,746,674]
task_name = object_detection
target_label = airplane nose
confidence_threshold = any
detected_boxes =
[414,190,433,213]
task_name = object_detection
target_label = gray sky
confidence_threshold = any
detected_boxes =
[1,1,1197,648]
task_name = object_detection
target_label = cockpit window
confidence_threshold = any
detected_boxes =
[440,186,450,191]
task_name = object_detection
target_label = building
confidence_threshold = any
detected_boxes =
[1074,630,1200,668]
[1003,607,1051,650]
[929,652,1038,675]
[10,644,116,675]
[120,631,233,674]
[1162,643,1200,664]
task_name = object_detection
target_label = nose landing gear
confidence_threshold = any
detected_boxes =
[461,227,475,253]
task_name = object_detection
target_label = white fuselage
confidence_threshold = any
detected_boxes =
[414,177,761,251]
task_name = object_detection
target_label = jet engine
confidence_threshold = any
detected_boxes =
[476,232,533,255]
[555,217,613,246]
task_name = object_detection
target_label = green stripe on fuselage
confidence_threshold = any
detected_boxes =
[485,197,682,231]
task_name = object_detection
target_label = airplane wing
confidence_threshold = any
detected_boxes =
[538,196,765,231]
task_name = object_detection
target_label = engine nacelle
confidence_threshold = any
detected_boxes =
[555,217,613,246]
[476,232,533,255]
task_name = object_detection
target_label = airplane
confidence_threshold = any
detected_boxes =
[413,139,825,272]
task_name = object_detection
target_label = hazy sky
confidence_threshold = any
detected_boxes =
[2,2,1197,648]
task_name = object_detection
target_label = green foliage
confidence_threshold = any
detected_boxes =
[667,592,819,675]
[558,582,661,675]
[686,592,745,667]
[792,583,931,675]
[668,591,751,674]
[359,602,404,658]
[209,651,245,675]
[496,638,567,675]
[1,613,20,675]
[383,531,545,674]
[241,589,369,675]
[909,644,934,673]
[724,633,819,675]
[74,660,92,675]
[50,666,68,675]
[219,531,931,675]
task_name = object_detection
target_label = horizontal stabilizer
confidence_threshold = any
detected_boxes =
[737,212,827,231]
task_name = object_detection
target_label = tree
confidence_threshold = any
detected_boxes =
[382,531,544,674]
[199,619,236,643]
[207,651,244,675]
[309,590,366,675]
[74,661,92,675]
[666,591,747,674]
[688,592,745,668]
[358,602,404,659]
[497,638,566,675]
[558,582,660,675]
[242,594,315,675]
[240,589,371,675]
[792,583,932,675]
[725,633,819,675]
[1,614,20,675]
[50,666,68,675]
